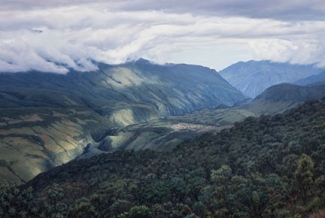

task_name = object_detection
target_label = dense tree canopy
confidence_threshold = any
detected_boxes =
[1,99,325,217]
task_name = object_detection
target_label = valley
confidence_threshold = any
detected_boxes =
[1,59,325,185]
[2,94,325,218]
[0,59,248,184]
[0,59,325,217]
[2,0,325,216]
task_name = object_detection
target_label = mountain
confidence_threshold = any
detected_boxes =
[219,60,322,98]
[4,99,325,217]
[0,59,246,116]
[92,80,325,155]
[4,58,325,186]
[0,59,247,184]
[294,70,325,86]
[245,83,325,115]
[2,59,324,217]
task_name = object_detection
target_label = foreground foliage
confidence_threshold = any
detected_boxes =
[1,99,325,217]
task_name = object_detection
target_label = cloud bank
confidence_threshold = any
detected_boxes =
[1,1,325,73]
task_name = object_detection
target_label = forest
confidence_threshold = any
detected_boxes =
[1,99,325,217]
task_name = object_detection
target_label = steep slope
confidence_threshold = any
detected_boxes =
[0,59,247,183]
[219,60,322,98]
[0,107,114,184]
[245,83,325,115]
[126,59,246,114]
[89,108,254,153]
[111,82,325,153]
[0,59,246,117]
[5,99,325,217]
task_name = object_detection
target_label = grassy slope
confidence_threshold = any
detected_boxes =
[0,107,115,184]
[3,62,325,186]
[0,61,248,184]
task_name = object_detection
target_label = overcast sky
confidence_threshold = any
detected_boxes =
[1,0,325,73]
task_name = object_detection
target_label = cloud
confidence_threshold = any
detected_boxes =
[1,1,325,73]
[249,38,325,67]
[3,0,325,20]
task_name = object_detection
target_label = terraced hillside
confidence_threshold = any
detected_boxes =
[0,107,115,184]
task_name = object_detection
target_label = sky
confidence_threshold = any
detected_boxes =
[1,0,325,73]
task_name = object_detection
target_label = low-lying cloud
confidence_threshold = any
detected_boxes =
[1,1,325,73]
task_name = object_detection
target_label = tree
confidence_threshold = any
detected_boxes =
[47,183,64,204]
[128,205,152,218]
[68,198,98,218]
[211,165,232,199]
[294,154,314,204]
[168,177,188,202]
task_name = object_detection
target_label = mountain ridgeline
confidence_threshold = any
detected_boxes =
[245,83,325,116]
[219,60,323,98]
[0,59,247,184]
[295,70,325,86]
[1,58,325,185]
[0,59,246,117]
[1,58,325,217]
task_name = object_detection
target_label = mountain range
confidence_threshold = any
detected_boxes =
[219,60,323,98]
[0,59,246,184]
[0,59,246,116]
[1,58,325,185]
[294,70,325,86]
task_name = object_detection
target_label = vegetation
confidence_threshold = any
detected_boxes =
[0,61,249,184]
[1,99,325,217]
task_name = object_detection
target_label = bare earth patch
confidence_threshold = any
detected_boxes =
[171,123,233,132]
[22,114,43,122]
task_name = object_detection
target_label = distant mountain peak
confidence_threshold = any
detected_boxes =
[125,58,153,66]
[136,58,151,64]
[219,60,323,98]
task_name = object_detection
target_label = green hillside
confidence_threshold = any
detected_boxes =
[0,60,246,116]
[0,60,247,184]
[1,98,325,217]
[245,83,325,116]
